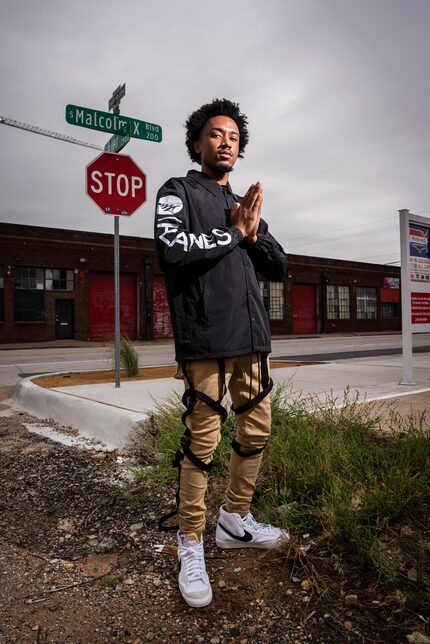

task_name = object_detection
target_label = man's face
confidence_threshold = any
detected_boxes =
[194,115,240,179]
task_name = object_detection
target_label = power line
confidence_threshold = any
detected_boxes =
[350,252,400,262]
[286,215,397,245]
[0,115,103,151]
[287,224,396,251]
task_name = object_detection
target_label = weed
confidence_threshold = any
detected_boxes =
[120,336,139,376]
[100,575,120,588]
[106,336,139,376]
[129,382,430,610]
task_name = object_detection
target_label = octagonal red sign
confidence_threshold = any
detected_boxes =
[86,151,146,216]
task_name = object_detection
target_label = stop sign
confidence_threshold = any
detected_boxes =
[86,152,146,216]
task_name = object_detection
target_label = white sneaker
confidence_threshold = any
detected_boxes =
[215,504,290,549]
[177,531,213,608]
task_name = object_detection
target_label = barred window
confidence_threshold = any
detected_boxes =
[14,267,44,290]
[46,269,74,291]
[14,267,45,321]
[269,282,284,320]
[357,287,377,319]
[259,281,270,312]
[382,302,399,319]
[327,285,350,320]
[259,281,284,320]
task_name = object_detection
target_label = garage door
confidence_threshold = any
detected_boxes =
[152,275,173,339]
[88,272,137,340]
[292,284,317,334]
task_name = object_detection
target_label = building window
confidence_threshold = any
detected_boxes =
[327,285,350,319]
[46,269,74,291]
[259,281,270,312]
[259,281,284,320]
[0,267,4,322]
[14,267,45,321]
[15,267,44,290]
[382,302,400,319]
[357,287,377,319]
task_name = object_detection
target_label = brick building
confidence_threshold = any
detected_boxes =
[266,254,400,335]
[0,223,401,343]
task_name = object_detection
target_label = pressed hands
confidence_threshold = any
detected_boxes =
[230,181,262,245]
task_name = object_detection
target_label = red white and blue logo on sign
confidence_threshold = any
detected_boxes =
[410,225,429,257]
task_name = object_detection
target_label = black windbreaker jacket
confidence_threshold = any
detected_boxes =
[154,170,287,362]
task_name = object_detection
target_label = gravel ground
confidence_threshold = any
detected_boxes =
[0,396,428,643]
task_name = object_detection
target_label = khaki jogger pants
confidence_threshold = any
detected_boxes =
[178,353,271,534]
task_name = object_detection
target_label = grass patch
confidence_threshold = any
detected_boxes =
[107,336,139,377]
[129,384,430,610]
[100,575,120,589]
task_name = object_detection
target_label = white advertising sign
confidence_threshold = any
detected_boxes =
[399,209,430,384]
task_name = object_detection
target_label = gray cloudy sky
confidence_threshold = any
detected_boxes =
[1,0,430,266]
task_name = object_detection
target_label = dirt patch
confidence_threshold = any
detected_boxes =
[33,361,305,389]
[364,393,430,434]
[0,384,16,402]
[0,407,428,642]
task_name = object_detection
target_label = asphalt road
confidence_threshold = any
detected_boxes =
[1,333,430,388]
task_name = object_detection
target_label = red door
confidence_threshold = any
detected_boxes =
[88,272,137,340]
[292,284,317,334]
[152,276,173,339]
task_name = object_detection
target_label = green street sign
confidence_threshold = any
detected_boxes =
[65,104,162,143]
[104,130,130,153]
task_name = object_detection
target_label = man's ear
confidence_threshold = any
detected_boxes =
[193,141,201,155]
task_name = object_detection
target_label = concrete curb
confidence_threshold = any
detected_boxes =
[13,376,148,450]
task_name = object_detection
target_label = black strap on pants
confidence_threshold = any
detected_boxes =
[231,436,266,458]
[230,352,272,457]
[231,352,273,415]
[158,359,228,531]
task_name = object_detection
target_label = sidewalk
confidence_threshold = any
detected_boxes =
[0,330,403,351]
[11,351,430,449]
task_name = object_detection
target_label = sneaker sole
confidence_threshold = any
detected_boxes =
[215,537,281,550]
[179,586,213,608]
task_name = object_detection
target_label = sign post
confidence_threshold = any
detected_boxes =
[399,209,430,385]
[109,86,124,389]
[86,151,146,387]
[114,214,120,388]
[71,88,157,387]
[105,85,130,153]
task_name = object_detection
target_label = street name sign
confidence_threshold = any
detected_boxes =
[66,104,162,142]
[109,83,126,112]
[86,152,146,216]
[104,129,130,153]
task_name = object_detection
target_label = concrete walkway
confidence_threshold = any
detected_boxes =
[11,351,430,450]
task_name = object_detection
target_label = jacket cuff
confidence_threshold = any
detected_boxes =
[230,227,244,243]
[253,234,266,249]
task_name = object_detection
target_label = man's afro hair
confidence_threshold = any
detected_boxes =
[185,98,249,164]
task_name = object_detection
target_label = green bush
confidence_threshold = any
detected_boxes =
[107,336,139,377]
[120,336,139,376]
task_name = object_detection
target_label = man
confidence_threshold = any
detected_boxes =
[154,98,288,608]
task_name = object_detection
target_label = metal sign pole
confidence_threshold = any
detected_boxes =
[114,215,121,387]
[399,208,414,385]
[110,89,125,389]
